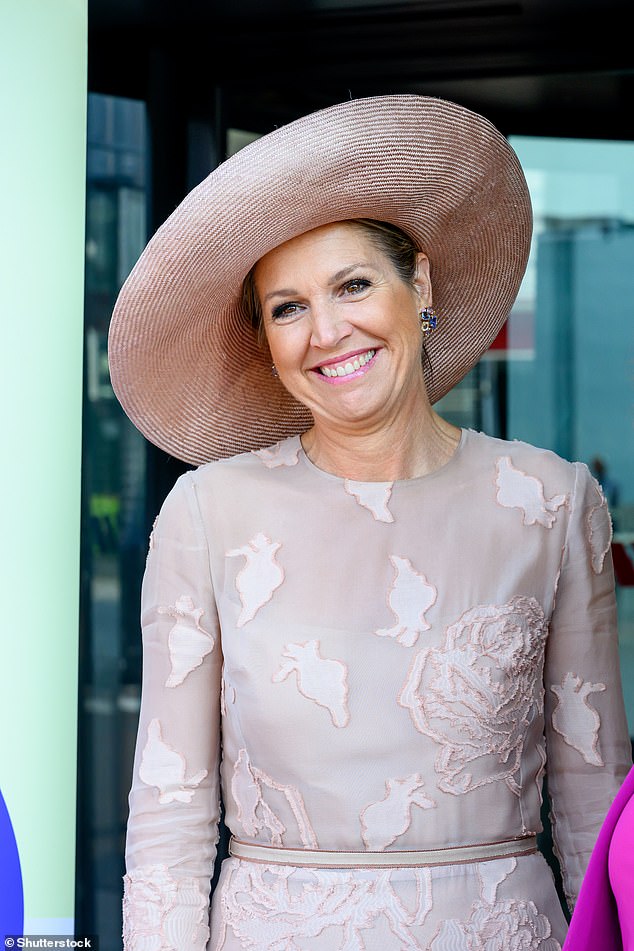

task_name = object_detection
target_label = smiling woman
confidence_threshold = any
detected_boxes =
[242,218,421,337]
[108,96,631,951]
[249,220,450,481]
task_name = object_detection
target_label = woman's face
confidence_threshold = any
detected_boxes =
[254,221,432,434]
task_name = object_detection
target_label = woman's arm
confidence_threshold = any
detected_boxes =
[544,462,632,912]
[122,472,222,950]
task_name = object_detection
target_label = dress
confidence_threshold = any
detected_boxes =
[122,428,632,951]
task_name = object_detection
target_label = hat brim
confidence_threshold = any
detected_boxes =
[108,95,532,465]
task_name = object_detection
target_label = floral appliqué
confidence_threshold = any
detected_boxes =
[495,456,567,527]
[430,858,561,950]
[220,665,237,717]
[479,858,517,903]
[157,595,215,687]
[272,640,350,728]
[550,672,605,766]
[139,719,208,804]
[253,439,301,468]
[375,556,437,647]
[227,532,284,627]
[231,748,318,848]
[586,477,612,574]
[122,864,209,951]
[344,480,394,522]
[148,516,158,552]
[430,899,561,951]
[360,774,436,850]
[214,863,432,951]
[399,597,548,796]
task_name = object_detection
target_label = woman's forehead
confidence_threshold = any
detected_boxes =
[254,221,385,282]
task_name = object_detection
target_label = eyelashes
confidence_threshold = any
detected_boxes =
[270,277,372,321]
[343,278,371,294]
[272,301,300,321]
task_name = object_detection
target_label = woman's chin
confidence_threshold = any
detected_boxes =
[310,392,396,433]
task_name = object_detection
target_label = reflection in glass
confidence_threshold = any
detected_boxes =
[507,136,634,734]
[78,93,148,949]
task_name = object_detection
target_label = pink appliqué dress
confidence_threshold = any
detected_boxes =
[122,428,632,951]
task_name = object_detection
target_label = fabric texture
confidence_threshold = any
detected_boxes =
[562,764,634,950]
[122,428,632,950]
[107,95,532,465]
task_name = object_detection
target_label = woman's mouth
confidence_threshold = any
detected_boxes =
[313,348,378,382]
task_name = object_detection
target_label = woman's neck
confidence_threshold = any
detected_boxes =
[300,409,461,482]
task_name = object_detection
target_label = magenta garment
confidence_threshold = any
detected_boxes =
[611,782,634,950]
[563,765,634,951]
[121,429,632,950]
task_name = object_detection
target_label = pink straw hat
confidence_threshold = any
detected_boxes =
[108,95,532,465]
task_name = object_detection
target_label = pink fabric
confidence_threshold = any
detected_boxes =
[123,428,632,950]
[611,782,634,949]
[563,765,634,951]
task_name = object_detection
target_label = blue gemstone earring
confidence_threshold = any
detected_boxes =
[419,307,438,334]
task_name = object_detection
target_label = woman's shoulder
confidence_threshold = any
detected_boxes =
[155,436,302,532]
[466,428,583,489]
[189,435,303,487]
[462,429,604,521]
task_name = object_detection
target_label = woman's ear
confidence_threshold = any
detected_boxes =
[413,252,432,308]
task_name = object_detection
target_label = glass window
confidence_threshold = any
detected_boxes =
[507,136,634,735]
[78,93,149,950]
[438,136,634,733]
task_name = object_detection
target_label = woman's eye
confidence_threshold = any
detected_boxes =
[271,302,300,321]
[343,278,371,294]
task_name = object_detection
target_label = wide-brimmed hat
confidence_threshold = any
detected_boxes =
[108,95,532,465]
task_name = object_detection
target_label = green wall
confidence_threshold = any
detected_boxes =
[0,0,87,932]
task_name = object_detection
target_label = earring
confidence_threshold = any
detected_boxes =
[419,307,437,334]
[271,364,279,378]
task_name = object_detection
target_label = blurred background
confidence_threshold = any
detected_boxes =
[80,0,634,944]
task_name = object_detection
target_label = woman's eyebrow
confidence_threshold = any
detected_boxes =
[262,262,375,304]
[329,262,374,284]
[263,286,299,304]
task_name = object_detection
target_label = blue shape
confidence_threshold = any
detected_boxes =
[0,784,24,934]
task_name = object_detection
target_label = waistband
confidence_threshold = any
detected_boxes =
[228,834,538,869]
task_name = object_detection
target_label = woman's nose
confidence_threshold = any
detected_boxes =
[309,303,353,349]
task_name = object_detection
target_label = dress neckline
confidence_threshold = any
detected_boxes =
[296,427,469,486]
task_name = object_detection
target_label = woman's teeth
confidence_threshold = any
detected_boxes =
[319,349,375,378]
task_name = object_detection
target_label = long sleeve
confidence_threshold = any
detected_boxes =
[122,472,222,950]
[544,462,632,911]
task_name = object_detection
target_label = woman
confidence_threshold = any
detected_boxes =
[108,96,632,950]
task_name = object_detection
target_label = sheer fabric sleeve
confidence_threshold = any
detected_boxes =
[544,462,632,911]
[122,472,222,950]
